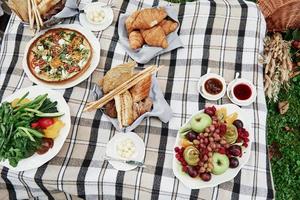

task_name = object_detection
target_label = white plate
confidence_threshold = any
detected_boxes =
[227,79,257,106]
[0,86,71,171]
[22,24,101,89]
[106,132,145,171]
[79,2,114,32]
[173,104,252,189]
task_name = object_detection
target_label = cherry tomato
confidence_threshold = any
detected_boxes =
[42,138,54,149]
[37,118,54,129]
[36,138,54,155]
[36,146,48,155]
[31,122,40,128]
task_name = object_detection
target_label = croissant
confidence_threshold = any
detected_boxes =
[159,19,178,35]
[130,74,152,102]
[132,8,167,30]
[125,11,140,33]
[129,31,144,49]
[141,26,168,48]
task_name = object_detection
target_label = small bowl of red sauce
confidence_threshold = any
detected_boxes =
[227,78,257,106]
[198,73,226,100]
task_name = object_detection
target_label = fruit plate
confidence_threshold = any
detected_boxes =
[0,86,71,171]
[172,104,252,189]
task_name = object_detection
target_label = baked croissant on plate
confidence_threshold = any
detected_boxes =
[129,31,144,50]
[159,19,178,35]
[125,10,140,33]
[132,7,167,30]
[141,26,168,49]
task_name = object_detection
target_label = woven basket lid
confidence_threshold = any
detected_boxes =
[258,0,300,32]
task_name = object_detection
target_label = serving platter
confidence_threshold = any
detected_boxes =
[22,24,101,89]
[0,86,71,171]
[172,104,253,189]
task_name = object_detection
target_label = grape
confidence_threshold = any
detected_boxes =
[204,106,216,117]
[203,155,208,161]
[187,166,198,177]
[200,172,212,181]
[193,139,200,145]
[174,147,180,153]
[227,145,242,157]
[229,157,239,168]
[233,119,243,128]
[199,167,206,173]
[186,131,198,142]
[209,125,215,132]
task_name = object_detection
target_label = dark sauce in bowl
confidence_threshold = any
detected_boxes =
[233,83,252,100]
[204,78,223,95]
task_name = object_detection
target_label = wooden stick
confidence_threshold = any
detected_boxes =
[27,0,33,29]
[84,66,163,112]
[32,0,44,27]
[31,0,40,31]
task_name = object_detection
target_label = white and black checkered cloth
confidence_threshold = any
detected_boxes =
[0,0,274,199]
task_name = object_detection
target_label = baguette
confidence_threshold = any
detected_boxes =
[114,91,134,127]
[37,0,61,18]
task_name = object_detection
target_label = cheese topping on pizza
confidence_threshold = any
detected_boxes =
[28,28,92,82]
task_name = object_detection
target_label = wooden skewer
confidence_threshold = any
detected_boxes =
[30,0,41,31]
[27,0,33,29]
[84,66,163,112]
[31,0,44,27]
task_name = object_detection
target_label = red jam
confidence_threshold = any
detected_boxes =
[233,83,252,100]
[204,78,223,95]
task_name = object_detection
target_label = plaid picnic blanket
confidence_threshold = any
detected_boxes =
[0,0,274,199]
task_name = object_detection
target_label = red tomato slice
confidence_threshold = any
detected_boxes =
[36,138,54,155]
[31,122,40,128]
[42,138,54,149]
[37,118,54,129]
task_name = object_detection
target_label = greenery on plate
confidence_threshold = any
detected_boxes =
[0,93,58,167]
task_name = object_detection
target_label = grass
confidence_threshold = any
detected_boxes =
[267,76,300,200]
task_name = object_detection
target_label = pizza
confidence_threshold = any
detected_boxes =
[27,28,93,83]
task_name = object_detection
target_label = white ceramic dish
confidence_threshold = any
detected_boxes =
[79,2,114,32]
[172,104,252,189]
[0,86,71,171]
[227,78,257,106]
[105,132,145,171]
[22,24,101,89]
[198,73,226,101]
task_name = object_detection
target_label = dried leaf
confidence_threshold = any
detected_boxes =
[278,101,289,115]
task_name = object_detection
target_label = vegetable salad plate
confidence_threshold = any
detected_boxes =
[173,104,252,189]
[0,86,71,171]
[23,24,100,89]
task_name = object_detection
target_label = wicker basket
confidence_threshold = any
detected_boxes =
[258,0,300,32]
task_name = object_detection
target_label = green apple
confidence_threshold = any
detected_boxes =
[183,146,200,166]
[190,113,212,133]
[212,153,229,175]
